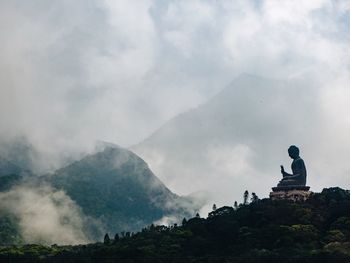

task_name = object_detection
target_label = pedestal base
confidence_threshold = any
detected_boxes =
[270,186,312,201]
[272,185,310,191]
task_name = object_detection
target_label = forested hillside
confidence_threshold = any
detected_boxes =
[0,145,202,245]
[1,187,350,262]
[50,146,198,239]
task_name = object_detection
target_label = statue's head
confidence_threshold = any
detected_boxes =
[288,145,300,159]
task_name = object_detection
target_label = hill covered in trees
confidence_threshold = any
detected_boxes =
[49,146,199,239]
[1,187,350,262]
[0,145,202,245]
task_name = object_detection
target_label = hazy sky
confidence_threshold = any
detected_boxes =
[1,1,350,183]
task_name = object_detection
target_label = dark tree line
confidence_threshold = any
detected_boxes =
[1,187,350,263]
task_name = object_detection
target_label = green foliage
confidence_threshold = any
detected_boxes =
[0,173,22,191]
[0,157,23,177]
[325,229,346,243]
[2,187,350,262]
[103,234,110,245]
[251,192,259,203]
[0,146,199,245]
[0,210,23,245]
[49,146,193,240]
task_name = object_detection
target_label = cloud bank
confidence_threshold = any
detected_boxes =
[0,1,350,207]
[0,185,89,245]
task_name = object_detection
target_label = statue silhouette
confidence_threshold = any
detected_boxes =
[278,145,307,187]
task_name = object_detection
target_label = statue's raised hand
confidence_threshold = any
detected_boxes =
[280,165,285,175]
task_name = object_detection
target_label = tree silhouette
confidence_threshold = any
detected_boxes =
[234,201,238,210]
[104,233,110,244]
[251,192,259,203]
[243,190,249,205]
[212,204,217,211]
[2,187,350,262]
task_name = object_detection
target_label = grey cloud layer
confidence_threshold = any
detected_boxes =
[1,1,350,197]
[0,185,89,245]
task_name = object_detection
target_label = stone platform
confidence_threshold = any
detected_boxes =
[270,186,312,201]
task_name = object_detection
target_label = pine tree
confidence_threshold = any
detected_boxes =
[251,192,259,203]
[243,190,249,205]
[114,233,119,243]
[182,218,187,226]
[104,233,110,244]
[195,212,200,218]
[234,201,238,209]
[212,204,217,211]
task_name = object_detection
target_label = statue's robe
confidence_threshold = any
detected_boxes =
[279,157,307,186]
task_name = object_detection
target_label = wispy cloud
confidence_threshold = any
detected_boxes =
[0,185,89,245]
[0,0,350,211]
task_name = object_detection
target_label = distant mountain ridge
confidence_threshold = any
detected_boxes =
[0,144,202,244]
[0,156,29,192]
[0,137,38,173]
[132,74,319,202]
[0,157,23,176]
[50,146,188,237]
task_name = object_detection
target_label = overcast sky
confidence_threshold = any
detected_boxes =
[1,1,350,187]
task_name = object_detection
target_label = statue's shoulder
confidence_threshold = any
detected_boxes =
[294,157,306,167]
[293,158,305,165]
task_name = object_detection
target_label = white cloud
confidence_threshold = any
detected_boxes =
[206,144,254,177]
[0,185,89,245]
[1,0,350,208]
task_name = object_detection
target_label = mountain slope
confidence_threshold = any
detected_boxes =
[132,74,321,203]
[0,144,202,244]
[0,137,38,173]
[50,146,197,239]
[0,157,23,176]
[0,157,26,192]
[0,155,29,245]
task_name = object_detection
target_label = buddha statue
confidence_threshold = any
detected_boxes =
[278,145,307,187]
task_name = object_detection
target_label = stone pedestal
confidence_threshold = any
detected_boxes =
[269,186,311,201]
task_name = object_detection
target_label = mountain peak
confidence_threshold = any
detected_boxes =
[50,144,196,239]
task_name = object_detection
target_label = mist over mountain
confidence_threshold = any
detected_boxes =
[1,2,350,257]
[133,74,342,207]
[0,149,31,192]
[0,157,23,177]
[3,187,350,262]
[1,1,350,215]
[0,137,38,173]
[0,144,203,245]
[0,136,84,175]
[50,146,201,237]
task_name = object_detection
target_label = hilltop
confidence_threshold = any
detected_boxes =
[50,146,200,239]
[0,145,202,244]
[1,187,350,262]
